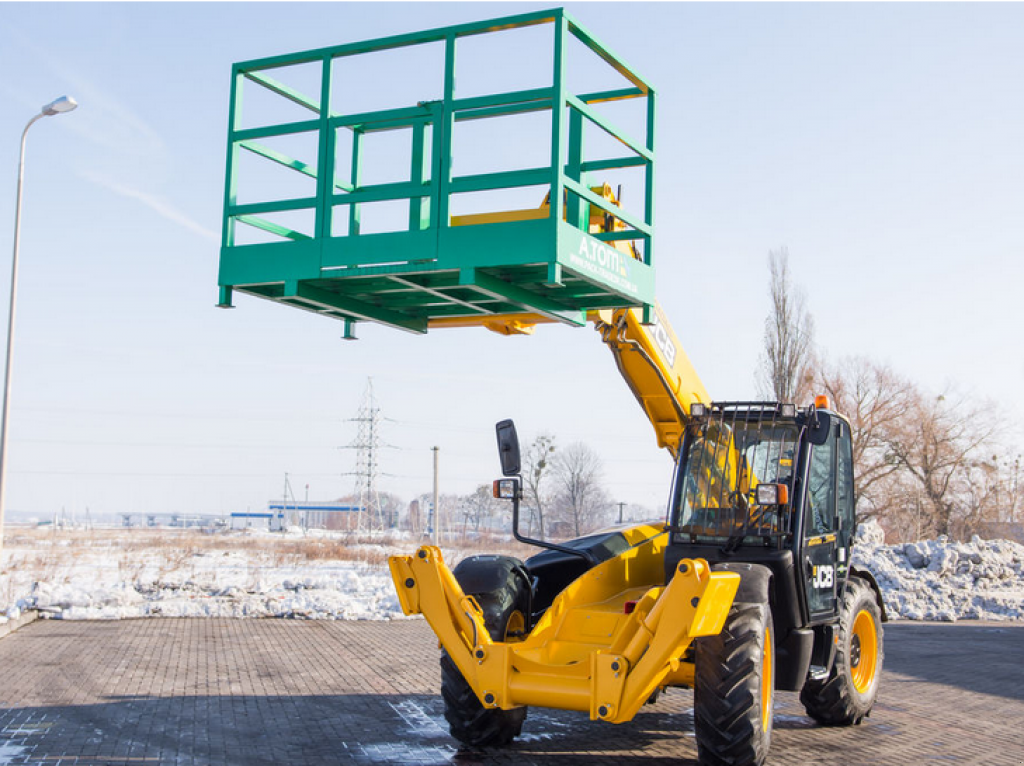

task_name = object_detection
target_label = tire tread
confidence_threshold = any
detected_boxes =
[440,555,529,747]
[694,601,773,766]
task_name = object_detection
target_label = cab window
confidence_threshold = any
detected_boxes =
[806,421,836,537]
[836,420,855,536]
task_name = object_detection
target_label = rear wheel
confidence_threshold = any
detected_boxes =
[800,576,883,725]
[694,599,775,766]
[440,556,530,747]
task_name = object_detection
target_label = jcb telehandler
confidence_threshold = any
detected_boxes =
[216,8,885,764]
[390,340,886,766]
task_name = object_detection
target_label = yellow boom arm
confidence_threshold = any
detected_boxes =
[592,304,710,460]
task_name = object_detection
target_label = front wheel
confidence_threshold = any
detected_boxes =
[694,599,775,766]
[800,576,883,725]
[440,555,530,747]
[440,652,525,747]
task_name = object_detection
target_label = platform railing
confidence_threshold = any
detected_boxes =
[219,8,658,331]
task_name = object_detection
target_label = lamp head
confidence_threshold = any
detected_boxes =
[42,96,78,116]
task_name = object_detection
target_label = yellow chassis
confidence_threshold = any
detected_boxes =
[388,526,740,724]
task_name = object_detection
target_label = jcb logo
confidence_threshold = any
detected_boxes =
[813,565,834,589]
[649,310,677,367]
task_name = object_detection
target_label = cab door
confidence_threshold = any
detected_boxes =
[802,415,839,621]
[835,419,856,584]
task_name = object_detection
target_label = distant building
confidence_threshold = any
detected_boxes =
[230,511,280,531]
[118,513,224,529]
[266,501,363,530]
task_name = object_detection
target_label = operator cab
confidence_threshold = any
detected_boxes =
[664,400,857,688]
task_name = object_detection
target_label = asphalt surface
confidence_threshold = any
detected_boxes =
[0,618,1022,765]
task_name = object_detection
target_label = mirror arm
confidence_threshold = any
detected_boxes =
[510,480,597,566]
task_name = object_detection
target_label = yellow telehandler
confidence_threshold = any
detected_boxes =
[216,9,886,763]
[389,297,886,766]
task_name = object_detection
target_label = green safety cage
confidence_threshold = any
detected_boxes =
[217,7,657,337]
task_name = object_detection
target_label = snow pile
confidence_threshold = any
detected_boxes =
[23,568,403,622]
[0,530,408,623]
[2,525,1022,623]
[852,519,1024,622]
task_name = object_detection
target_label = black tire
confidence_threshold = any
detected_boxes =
[440,556,530,747]
[694,600,775,766]
[800,576,883,726]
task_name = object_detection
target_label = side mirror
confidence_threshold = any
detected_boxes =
[495,419,521,477]
[807,409,831,446]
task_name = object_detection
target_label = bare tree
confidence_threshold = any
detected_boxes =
[406,498,424,537]
[1000,455,1023,525]
[814,356,1018,542]
[953,451,1023,539]
[522,434,557,539]
[885,391,1000,538]
[551,442,610,537]
[458,484,504,538]
[758,247,816,404]
[438,492,462,542]
[816,357,915,522]
[956,456,1002,540]
[879,473,932,542]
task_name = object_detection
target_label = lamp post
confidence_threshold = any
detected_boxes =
[0,95,78,556]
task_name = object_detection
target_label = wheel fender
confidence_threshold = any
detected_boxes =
[452,555,527,596]
[849,566,888,622]
[711,562,772,604]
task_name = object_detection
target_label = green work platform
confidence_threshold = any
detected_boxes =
[218,8,657,336]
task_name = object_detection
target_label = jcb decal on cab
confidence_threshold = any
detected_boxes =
[813,565,834,589]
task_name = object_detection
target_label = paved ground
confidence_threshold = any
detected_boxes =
[0,618,1022,765]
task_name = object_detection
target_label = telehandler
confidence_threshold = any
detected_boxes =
[216,9,885,764]
[389,307,887,766]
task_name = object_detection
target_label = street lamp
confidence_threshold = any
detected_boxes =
[0,95,78,556]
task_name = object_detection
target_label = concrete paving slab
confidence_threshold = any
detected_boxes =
[0,618,1021,765]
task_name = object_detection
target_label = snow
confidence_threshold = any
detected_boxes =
[0,527,408,623]
[0,741,28,766]
[851,519,1024,622]
[1,522,1022,624]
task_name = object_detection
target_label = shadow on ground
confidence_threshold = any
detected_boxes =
[0,693,705,766]
[883,622,1024,701]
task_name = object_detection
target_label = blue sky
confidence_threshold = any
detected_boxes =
[1,2,1022,521]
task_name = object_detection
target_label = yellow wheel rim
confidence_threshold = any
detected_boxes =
[761,624,773,732]
[850,610,878,694]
